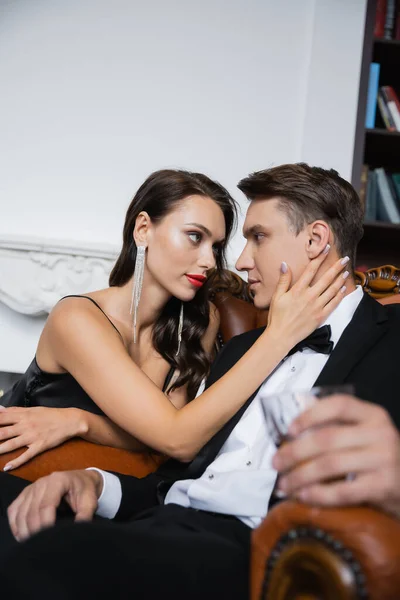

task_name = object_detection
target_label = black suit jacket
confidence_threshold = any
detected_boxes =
[114,294,400,521]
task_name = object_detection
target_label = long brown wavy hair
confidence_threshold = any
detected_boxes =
[109,169,238,400]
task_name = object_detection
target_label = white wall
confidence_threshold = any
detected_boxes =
[1,0,317,261]
[0,0,367,374]
[0,302,45,375]
[299,0,367,177]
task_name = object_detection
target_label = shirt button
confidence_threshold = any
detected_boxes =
[208,474,214,480]
[291,366,296,372]
[246,461,252,466]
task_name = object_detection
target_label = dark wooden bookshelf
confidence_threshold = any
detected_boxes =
[356,221,400,269]
[366,128,400,136]
[373,37,400,46]
[352,0,400,270]
[364,128,400,170]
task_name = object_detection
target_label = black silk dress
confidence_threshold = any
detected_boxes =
[2,296,174,415]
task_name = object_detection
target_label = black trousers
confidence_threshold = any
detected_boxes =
[0,472,251,600]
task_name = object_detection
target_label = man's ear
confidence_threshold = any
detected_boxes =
[306,221,330,258]
[133,212,151,246]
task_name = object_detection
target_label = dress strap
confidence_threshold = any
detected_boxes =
[61,295,124,341]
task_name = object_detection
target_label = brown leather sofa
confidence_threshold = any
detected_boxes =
[2,265,400,599]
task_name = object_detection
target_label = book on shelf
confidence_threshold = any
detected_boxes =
[363,167,400,224]
[392,173,400,196]
[381,86,400,131]
[375,167,400,223]
[389,173,400,212]
[365,168,378,221]
[374,0,387,38]
[396,5,400,39]
[384,86,400,113]
[375,0,400,40]
[377,87,400,131]
[365,63,380,128]
[384,0,397,39]
[377,89,396,130]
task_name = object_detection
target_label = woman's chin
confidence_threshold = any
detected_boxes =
[171,287,198,303]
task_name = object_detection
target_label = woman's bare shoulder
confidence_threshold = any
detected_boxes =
[36,295,123,372]
[45,295,122,342]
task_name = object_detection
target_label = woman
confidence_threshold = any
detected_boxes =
[1,169,346,470]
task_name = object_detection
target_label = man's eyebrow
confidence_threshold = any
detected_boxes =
[242,224,266,239]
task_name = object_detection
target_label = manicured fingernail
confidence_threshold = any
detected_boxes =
[3,464,12,472]
[277,478,288,493]
[280,261,288,274]
[0,405,6,411]
[295,489,308,502]
[323,244,331,254]
[274,488,287,499]
[340,256,350,265]
[340,285,347,294]
[272,454,280,470]
[342,270,349,279]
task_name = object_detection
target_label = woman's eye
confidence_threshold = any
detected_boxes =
[188,232,202,244]
[254,233,264,243]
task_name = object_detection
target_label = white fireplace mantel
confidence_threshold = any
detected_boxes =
[0,234,119,316]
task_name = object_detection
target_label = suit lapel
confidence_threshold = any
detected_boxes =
[314,293,388,389]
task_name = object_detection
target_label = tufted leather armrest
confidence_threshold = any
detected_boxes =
[355,265,400,298]
[0,439,166,482]
[251,500,400,600]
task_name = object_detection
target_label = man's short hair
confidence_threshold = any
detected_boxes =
[238,163,364,267]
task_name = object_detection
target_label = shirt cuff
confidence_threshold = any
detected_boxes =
[86,468,122,519]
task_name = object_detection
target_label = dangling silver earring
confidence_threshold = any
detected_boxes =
[130,245,146,344]
[175,303,184,357]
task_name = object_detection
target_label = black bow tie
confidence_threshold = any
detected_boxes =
[287,324,334,357]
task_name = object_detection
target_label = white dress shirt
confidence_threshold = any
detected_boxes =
[90,287,363,525]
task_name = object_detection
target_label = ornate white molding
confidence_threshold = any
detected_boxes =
[0,235,119,315]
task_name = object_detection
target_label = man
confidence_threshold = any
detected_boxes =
[1,163,399,599]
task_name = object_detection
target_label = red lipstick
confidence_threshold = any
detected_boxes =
[186,274,206,288]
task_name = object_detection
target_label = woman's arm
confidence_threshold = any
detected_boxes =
[47,254,346,462]
[74,411,147,450]
[78,303,221,439]
[0,405,148,471]
[0,303,221,469]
